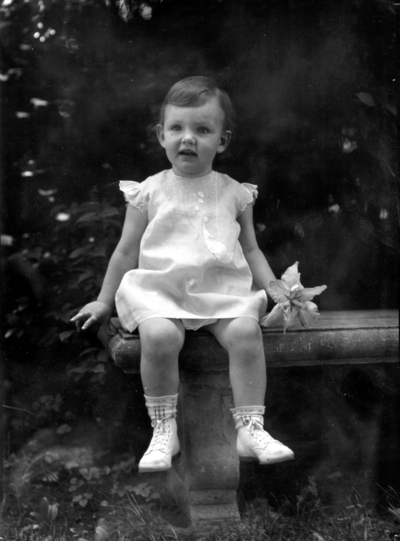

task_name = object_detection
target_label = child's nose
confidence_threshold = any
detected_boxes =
[182,130,195,144]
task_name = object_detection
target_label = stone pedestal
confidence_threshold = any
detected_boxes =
[98,310,399,526]
[177,371,240,525]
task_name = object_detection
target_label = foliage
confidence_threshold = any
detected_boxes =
[3,196,123,373]
[1,466,399,541]
[1,0,397,315]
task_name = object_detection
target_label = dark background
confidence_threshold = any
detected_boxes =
[1,0,398,312]
[0,0,399,517]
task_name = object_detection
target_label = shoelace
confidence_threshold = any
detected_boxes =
[246,418,278,446]
[148,418,172,451]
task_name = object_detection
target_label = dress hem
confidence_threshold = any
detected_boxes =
[119,314,262,333]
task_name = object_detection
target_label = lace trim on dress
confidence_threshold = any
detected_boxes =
[240,183,258,214]
[119,180,148,218]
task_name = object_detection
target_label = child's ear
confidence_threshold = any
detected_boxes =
[217,130,232,153]
[156,124,166,148]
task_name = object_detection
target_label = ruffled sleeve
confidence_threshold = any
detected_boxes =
[119,180,149,219]
[238,182,258,214]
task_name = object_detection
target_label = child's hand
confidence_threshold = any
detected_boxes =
[70,301,112,331]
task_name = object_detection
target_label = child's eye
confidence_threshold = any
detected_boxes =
[169,124,181,131]
[197,127,210,134]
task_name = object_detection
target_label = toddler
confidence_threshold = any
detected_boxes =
[71,76,294,473]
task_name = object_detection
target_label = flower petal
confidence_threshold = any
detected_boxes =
[280,261,303,289]
[283,305,298,333]
[291,298,304,309]
[267,280,290,304]
[298,285,327,301]
[297,301,320,327]
[260,304,284,327]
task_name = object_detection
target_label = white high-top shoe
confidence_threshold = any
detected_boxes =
[231,406,294,465]
[138,394,180,473]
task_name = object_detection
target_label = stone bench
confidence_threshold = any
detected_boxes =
[98,310,399,527]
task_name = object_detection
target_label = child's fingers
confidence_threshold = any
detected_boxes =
[70,308,103,330]
[70,312,87,323]
[81,316,97,330]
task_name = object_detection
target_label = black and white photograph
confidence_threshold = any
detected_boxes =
[1,1,399,539]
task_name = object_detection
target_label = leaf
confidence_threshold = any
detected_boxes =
[0,22,12,31]
[133,482,152,498]
[76,212,99,223]
[59,313,75,324]
[56,424,71,435]
[69,245,93,259]
[118,0,134,22]
[30,512,42,521]
[48,504,58,521]
[39,497,49,516]
[59,330,75,342]
[90,245,107,257]
[100,207,120,218]
[78,270,95,283]
[69,365,90,374]
[384,103,397,116]
[96,350,109,363]
[79,347,100,356]
[356,92,375,107]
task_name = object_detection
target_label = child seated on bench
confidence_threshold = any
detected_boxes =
[71,76,295,473]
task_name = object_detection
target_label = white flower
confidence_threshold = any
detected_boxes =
[16,111,30,118]
[140,3,152,19]
[328,204,340,215]
[1,235,14,246]
[30,97,49,108]
[261,262,327,333]
[341,138,358,154]
[55,212,70,222]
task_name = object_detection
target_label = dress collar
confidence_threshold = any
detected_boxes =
[170,170,215,181]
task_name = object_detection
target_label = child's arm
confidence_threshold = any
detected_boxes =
[70,205,147,330]
[238,204,276,293]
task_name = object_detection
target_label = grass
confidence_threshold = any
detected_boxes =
[1,444,399,540]
[1,490,399,541]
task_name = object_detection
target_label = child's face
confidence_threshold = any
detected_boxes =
[156,97,231,178]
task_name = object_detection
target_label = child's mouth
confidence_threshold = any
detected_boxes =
[179,149,197,157]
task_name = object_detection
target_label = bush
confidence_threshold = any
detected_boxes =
[3,197,123,365]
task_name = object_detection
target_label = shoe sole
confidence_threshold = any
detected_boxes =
[239,453,295,465]
[138,451,181,473]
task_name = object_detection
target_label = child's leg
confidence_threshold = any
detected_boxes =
[206,317,294,464]
[137,318,185,472]
[205,317,266,406]
[139,317,185,396]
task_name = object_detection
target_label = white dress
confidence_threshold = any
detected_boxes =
[115,169,267,332]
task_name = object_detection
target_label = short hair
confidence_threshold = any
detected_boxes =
[159,76,235,133]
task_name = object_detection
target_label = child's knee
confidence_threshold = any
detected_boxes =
[226,318,262,350]
[140,319,184,358]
